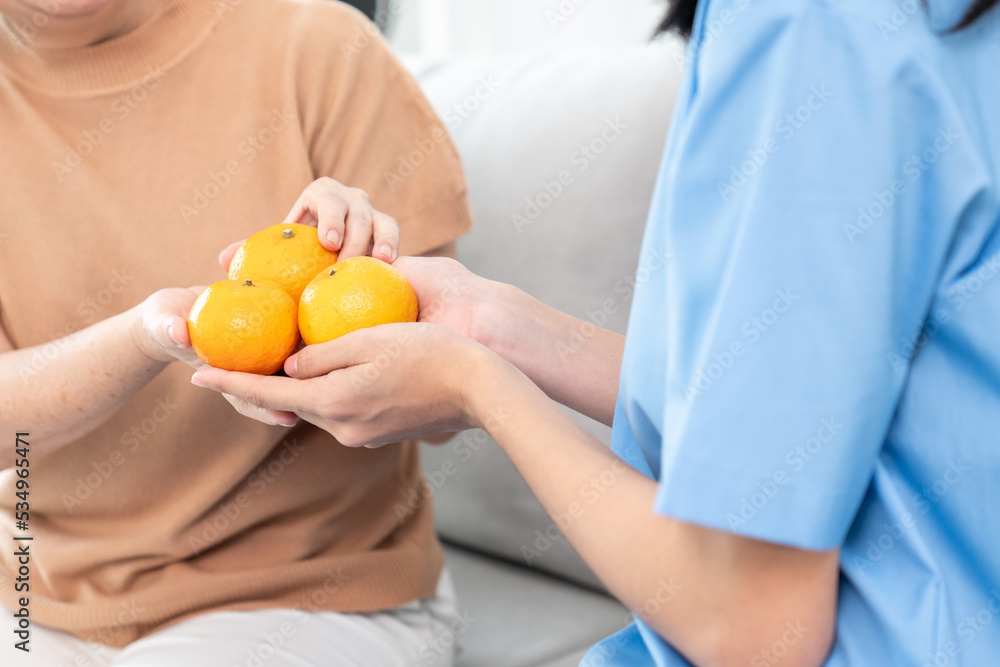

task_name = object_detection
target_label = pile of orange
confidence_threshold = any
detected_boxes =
[188,223,418,375]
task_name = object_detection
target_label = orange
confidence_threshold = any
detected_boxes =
[298,256,418,345]
[228,223,339,302]
[188,279,300,375]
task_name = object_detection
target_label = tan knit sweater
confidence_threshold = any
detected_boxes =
[0,0,471,647]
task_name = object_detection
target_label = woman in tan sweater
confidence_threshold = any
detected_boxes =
[0,0,472,665]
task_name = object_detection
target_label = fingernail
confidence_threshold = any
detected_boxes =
[166,324,182,347]
[287,356,298,377]
[326,229,341,247]
[377,244,393,261]
[191,374,207,388]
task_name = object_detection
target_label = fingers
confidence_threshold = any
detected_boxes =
[218,240,245,273]
[283,178,393,258]
[166,314,191,347]
[191,368,312,414]
[223,393,298,428]
[285,332,369,379]
[371,211,400,262]
[146,312,189,352]
[337,190,374,260]
[314,190,350,254]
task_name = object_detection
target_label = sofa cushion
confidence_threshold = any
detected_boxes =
[411,41,683,590]
[444,542,630,667]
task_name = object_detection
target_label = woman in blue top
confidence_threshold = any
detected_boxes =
[193,0,1000,664]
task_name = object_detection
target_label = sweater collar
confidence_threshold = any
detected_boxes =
[0,0,222,96]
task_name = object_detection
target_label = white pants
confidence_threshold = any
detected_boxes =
[3,572,460,667]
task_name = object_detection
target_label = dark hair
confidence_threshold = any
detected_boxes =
[656,0,1000,37]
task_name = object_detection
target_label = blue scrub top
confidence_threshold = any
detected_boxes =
[586,0,1000,665]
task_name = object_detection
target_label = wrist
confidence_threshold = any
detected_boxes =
[458,339,531,433]
[469,280,529,359]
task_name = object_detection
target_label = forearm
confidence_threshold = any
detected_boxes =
[477,282,624,426]
[466,354,837,667]
[0,308,168,466]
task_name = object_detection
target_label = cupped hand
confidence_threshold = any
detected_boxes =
[133,287,298,428]
[190,322,493,447]
[218,177,400,273]
[133,287,205,367]
[391,256,489,342]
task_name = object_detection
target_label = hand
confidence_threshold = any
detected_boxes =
[218,177,401,272]
[133,288,298,428]
[190,323,495,447]
[132,287,206,367]
[391,256,492,343]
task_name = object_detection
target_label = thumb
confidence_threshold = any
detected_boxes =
[150,314,190,351]
[286,333,368,379]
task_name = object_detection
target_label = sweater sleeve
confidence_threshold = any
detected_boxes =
[290,3,472,257]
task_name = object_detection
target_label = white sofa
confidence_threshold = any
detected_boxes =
[407,39,685,667]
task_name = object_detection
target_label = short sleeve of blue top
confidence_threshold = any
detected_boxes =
[585,0,1000,665]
